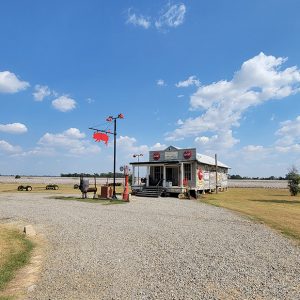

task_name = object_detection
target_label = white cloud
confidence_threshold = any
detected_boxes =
[155,3,186,30]
[157,79,166,86]
[0,123,28,134]
[36,128,100,156]
[175,75,200,88]
[64,128,86,139]
[126,9,151,29]
[195,130,239,150]
[86,97,94,104]
[117,136,166,158]
[33,85,51,101]
[52,95,76,112]
[0,140,22,153]
[242,145,266,153]
[0,70,30,93]
[177,94,184,98]
[167,53,300,148]
[274,116,300,152]
[150,142,167,151]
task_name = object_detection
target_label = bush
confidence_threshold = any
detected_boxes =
[15,175,21,179]
[286,167,300,196]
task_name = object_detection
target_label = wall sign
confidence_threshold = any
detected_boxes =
[183,150,192,159]
[153,152,160,160]
[165,151,178,160]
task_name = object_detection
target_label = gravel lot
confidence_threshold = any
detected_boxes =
[0,193,300,300]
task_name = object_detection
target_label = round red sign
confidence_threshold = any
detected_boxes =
[183,150,192,159]
[153,152,160,160]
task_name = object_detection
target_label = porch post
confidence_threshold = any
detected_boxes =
[180,162,184,187]
[146,166,150,187]
[163,165,166,187]
[132,166,136,186]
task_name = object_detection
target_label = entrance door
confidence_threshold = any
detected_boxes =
[166,167,179,186]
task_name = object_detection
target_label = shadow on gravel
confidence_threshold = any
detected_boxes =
[48,196,127,205]
[251,199,300,204]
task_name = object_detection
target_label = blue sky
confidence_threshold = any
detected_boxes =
[1,0,300,177]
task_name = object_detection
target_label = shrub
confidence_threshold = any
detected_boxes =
[286,167,300,196]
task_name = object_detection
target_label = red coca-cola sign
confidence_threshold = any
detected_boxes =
[183,150,192,159]
[153,152,160,160]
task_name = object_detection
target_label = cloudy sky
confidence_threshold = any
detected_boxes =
[1,0,300,177]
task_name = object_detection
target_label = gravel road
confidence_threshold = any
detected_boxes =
[0,193,300,300]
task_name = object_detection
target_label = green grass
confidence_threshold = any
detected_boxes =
[0,227,34,293]
[201,188,300,242]
[50,196,127,205]
[0,296,14,300]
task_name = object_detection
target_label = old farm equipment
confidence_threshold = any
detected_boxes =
[46,184,59,190]
[17,185,32,191]
[79,175,97,199]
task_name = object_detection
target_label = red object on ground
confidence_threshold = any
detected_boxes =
[101,186,112,198]
[93,132,109,145]
[122,174,129,202]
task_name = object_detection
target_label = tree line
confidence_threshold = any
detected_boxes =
[61,172,125,178]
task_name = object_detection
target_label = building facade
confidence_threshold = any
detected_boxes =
[130,146,230,196]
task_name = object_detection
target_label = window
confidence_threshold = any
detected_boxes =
[184,164,191,180]
[154,166,162,180]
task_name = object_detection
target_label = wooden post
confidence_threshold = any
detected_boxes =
[215,154,218,194]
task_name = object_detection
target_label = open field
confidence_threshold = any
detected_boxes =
[0,176,124,185]
[228,179,288,189]
[202,188,300,241]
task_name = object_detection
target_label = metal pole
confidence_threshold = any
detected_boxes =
[215,153,218,194]
[112,118,117,199]
[137,155,140,185]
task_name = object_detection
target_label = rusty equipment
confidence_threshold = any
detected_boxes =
[46,184,59,190]
[17,185,32,191]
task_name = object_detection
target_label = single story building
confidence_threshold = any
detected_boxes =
[130,146,230,197]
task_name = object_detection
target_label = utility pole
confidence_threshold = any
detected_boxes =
[215,153,218,194]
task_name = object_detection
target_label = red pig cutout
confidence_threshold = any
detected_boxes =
[93,132,109,145]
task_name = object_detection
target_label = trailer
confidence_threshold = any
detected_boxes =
[130,146,230,198]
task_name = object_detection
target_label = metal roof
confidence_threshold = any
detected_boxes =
[196,153,230,168]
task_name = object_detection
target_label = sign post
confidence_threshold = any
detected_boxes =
[89,113,124,199]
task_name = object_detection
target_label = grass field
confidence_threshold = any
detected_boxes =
[0,226,34,299]
[202,188,300,242]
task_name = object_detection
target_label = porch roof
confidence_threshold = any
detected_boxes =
[130,156,230,169]
[130,161,187,166]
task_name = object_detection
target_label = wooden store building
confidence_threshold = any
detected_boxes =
[130,146,230,197]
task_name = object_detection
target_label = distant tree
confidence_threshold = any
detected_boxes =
[286,166,300,196]
[228,174,243,179]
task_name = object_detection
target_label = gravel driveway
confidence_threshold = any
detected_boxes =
[0,193,300,300]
